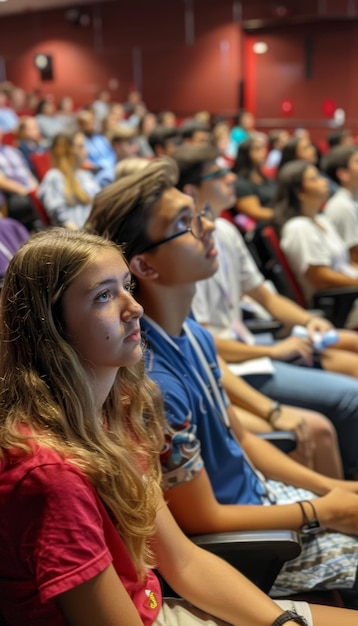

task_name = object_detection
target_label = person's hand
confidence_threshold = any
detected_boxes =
[315,488,358,535]
[27,182,39,193]
[306,316,334,337]
[16,184,31,196]
[326,478,358,495]
[271,405,315,467]
[269,337,313,366]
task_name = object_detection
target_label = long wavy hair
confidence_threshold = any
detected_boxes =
[51,132,91,206]
[0,228,165,577]
[278,137,301,170]
[272,160,310,236]
[232,137,264,179]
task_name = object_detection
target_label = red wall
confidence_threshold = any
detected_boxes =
[2,0,358,141]
[2,0,241,116]
[243,21,358,141]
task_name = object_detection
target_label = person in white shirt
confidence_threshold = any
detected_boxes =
[323,145,358,263]
[275,159,358,307]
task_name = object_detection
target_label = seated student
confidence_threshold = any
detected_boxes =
[171,144,358,475]
[91,88,111,129]
[97,127,140,188]
[323,146,358,263]
[37,131,99,229]
[0,88,19,133]
[56,95,77,134]
[227,110,255,157]
[35,98,64,147]
[274,160,358,324]
[231,137,277,228]
[265,129,290,169]
[0,227,329,626]
[0,124,43,231]
[327,129,354,150]
[76,108,116,172]
[278,136,317,170]
[157,110,177,129]
[0,216,29,286]
[16,116,47,175]
[86,158,358,602]
[148,125,181,157]
[136,111,157,158]
[179,120,211,146]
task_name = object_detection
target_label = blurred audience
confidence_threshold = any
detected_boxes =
[35,98,63,146]
[16,116,47,174]
[37,131,99,229]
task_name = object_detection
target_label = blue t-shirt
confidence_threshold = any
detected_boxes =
[142,316,264,505]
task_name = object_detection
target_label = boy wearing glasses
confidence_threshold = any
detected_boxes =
[86,157,358,603]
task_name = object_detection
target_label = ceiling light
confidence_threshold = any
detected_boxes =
[253,42,268,54]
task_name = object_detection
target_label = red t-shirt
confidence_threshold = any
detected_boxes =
[0,445,162,625]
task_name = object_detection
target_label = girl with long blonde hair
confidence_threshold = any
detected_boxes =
[0,228,355,626]
[37,132,99,229]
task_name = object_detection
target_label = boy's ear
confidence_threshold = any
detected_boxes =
[183,183,198,200]
[129,255,159,280]
[336,166,349,184]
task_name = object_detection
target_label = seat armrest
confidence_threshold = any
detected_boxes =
[245,319,283,335]
[313,287,358,327]
[190,530,301,593]
[257,430,297,454]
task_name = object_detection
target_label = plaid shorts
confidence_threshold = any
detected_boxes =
[154,598,312,626]
[265,480,358,596]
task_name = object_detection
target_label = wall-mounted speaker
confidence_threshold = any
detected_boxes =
[33,54,53,81]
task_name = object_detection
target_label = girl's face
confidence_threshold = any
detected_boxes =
[249,139,266,167]
[300,166,329,204]
[296,138,317,163]
[62,249,143,377]
[71,132,88,165]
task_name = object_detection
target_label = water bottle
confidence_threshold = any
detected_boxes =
[291,325,339,351]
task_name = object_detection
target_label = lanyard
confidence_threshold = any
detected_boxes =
[143,315,277,503]
[215,234,234,310]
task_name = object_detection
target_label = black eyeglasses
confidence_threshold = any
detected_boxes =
[199,167,231,181]
[139,203,214,253]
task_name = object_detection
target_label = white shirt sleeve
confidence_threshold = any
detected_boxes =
[281,217,336,276]
[325,192,358,249]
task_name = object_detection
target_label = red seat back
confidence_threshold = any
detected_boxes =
[2,132,16,146]
[261,226,307,307]
[30,151,51,181]
[29,190,50,226]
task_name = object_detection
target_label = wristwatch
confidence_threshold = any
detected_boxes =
[297,500,321,535]
[271,610,308,626]
[267,401,282,426]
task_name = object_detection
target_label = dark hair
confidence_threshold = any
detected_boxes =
[233,109,250,127]
[179,120,210,140]
[321,145,358,185]
[326,129,350,149]
[35,98,50,116]
[148,125,180,152]
[272,160,311,236]
[278,137,301,170]
[171,144,220,189]
[232,138,260,179]
[268,129,284,152]
[85,156,179,261]
[157,110,175,125]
